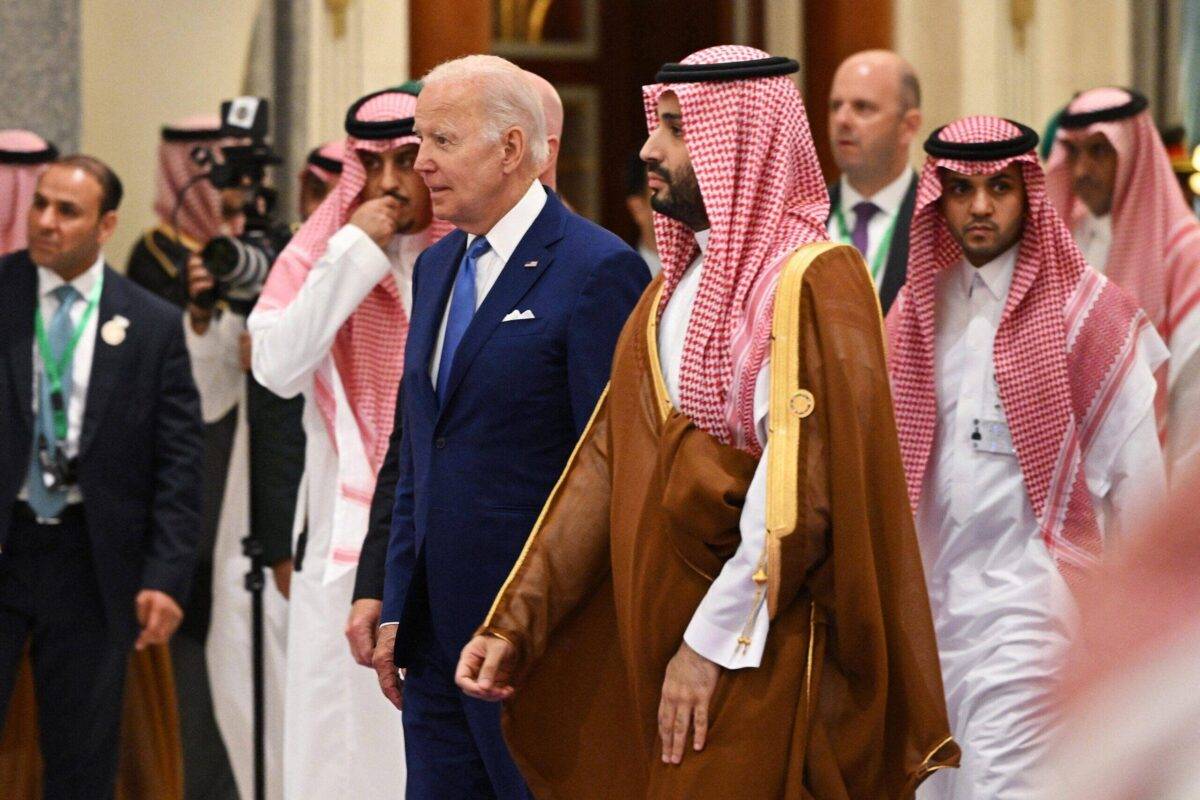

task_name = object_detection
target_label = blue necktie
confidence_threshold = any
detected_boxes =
[27,284,82,518]
[436,236,491,400]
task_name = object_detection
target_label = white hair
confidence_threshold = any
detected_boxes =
[422,54,549,170]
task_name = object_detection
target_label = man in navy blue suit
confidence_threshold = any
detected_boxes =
[0,155,203,798]
[372,56,649,799]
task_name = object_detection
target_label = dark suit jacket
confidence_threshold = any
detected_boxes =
[382,190,649,662]
[353,381,402,602]
[0,250,204,639]
[827,172,917,315]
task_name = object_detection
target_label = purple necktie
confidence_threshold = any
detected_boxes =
[851,201,880,257]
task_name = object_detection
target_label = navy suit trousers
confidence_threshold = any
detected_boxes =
[401,568,531,800]
[0,505,130,799]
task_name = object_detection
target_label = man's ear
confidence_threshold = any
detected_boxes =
[900,108,922,148]
[499,126,528,175]
[97,210,119,246]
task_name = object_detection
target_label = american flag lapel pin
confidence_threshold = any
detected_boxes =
[524,260,538,268]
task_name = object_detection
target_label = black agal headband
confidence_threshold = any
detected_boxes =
[655,56,800,83]
[160,124,224,143]
[924,121,1040,161]
[344,82,422,141]
[306,148,343,175]
[0,140,58,165]
[1058,89,1149,129]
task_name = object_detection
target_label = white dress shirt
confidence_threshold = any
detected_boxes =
[831,170,913,287]
[915,247,1166,799]
[1072,211,1112,275]
[429,179,547,385]
[659,229,772,670]
[21,255,106,504]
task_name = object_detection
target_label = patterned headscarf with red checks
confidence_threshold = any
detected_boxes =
[887,115,1158,585]
[258,87,448,474]
[154,115,234,243]
[0,129,57,255]
[1045,88,1200,424]
[643,45,829,456]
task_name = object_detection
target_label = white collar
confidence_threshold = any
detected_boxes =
[694,228,710,256]
[1077,210,1112,243]
[958,244,1018,303]
[37,254,105,300]
[839,169,914,217]
[466,180,548,264]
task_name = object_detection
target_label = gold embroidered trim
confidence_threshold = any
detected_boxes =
[764,242,856,616]
[143,224,201,280]
[645,282,673,423]
[482,384,611,627]
[804,600,817,719]
[919,735,956,771]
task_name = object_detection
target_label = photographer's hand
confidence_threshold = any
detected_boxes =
[349,196,402,249]
[186,254,215,335]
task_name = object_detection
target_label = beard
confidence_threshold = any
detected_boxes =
[648,162,709,231]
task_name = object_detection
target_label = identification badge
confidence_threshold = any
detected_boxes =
[971,418,1016,456]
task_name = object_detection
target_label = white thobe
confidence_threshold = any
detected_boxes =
[916,249,1167,800]
[1072,211,1200,479]
[190,310,289,800]
[657,230,772,670]
[248,225,422,800]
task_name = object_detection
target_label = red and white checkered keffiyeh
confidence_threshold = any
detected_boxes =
[153,115,231,243]
[257,90,447,475]
[0,129,55,255]
[643,45,829,456]
[888,116,1156,584]
[1046,87,1200,422]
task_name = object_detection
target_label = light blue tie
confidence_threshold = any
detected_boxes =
[27,284,82,518]
[436,237,490,401]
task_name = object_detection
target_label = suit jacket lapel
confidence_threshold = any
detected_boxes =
[407,232,466,422]
[4,253,37,440]
[80,266,129,458]
[436,193,566,416]
[879,172,917,314]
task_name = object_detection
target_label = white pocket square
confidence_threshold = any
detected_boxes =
[502,309,536,322]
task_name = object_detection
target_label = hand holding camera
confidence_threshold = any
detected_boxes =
[186,254,215,333]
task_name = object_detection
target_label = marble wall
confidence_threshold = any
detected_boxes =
[0,0,81,152]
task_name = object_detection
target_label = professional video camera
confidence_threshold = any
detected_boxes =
[174,97,291,315]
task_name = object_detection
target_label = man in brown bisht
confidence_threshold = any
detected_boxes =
[454,45,958,799]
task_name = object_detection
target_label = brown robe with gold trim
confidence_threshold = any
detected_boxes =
[480,243,958,799]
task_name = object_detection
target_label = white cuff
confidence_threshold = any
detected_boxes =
[683,601,767,670]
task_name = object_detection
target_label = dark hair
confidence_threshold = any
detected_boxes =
[626,153,648,197]
[53,154,124,214]
[900,67,922,111]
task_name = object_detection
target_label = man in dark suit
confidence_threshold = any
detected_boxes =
[827,49,923,314]
[0,155,203,798]
[371,56,649,799]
